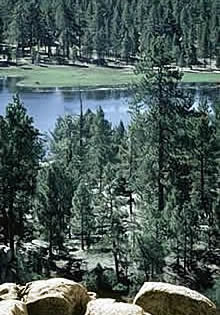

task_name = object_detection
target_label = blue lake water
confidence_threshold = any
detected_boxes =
[0,77,219,133]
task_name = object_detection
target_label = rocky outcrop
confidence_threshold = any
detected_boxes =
[133,282,216,315]
[0,300,28,315]
[85,298,151,315]
[0,283,19,300]
[0,279,217,315]
[21,277,90,315]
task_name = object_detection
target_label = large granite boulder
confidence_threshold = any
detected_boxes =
[0,283,19,300]
[21,277,90,315]
[0,300,28,315]
[85,298,151,315]
[133,282,216,315]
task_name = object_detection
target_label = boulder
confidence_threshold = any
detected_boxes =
[133,282,216,315]
[21,277,90,315]
[0,283,19,300]
[0,300,28,315]
[88,291,97,300]
[85,298,150,315]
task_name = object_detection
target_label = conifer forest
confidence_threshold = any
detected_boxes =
[0,0,220,306]
[0,0,219,66]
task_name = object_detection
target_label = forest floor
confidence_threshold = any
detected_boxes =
[0,64,220,89]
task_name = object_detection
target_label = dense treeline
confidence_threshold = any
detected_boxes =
[0,0,219,66]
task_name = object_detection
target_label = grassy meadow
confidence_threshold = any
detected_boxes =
[0,65,219,89]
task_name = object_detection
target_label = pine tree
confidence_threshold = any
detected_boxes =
[0,96,43,257]
[40,1,57,57]
[111,2,123,58]
[199,23,210,63]
[190,102,217,248]
[122,31,132,63]
[72,178,95,250]
[130,28,194,277]
[89,107,113,193]
[93,0,108,61]
[7,0,30,53]
[0,15,3,43]
[82,1,95,59]
[101,162,130,282]
[134,35,187,214]
[212,99,220,236]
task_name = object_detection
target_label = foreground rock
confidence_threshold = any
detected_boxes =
[0,283,19,300]
[21,277,90,315]
[133,282,216,315]
[85,298,150,315]
[0,300,28,315]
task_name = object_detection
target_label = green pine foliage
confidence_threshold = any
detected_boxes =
[0,88,219,289]
[0,0,219,65]
[0,96,43,257]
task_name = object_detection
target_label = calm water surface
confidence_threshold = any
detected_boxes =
[0,77,219,133]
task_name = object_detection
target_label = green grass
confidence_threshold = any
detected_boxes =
[182,72,220,83]
[0,65,135,88]
[0,65,219,88]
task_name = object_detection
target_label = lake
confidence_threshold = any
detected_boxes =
[0,77,219,133]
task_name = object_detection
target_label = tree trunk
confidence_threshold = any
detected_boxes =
[113,240,120,282]
[48,44,51,58]
[158,114,164,213]
[79,90,84,175]
[22,45,25,57]
[183,220,187,275]
[49,222,53,259]
[128,191,133,216]
[0,206,8,245]
[8,193,15,259]
[99,169,103,194]
[81,206,85,250]
[189,227,194,269]
[176,237,180,268]
[151,262,154,279]
[200,153,205,212]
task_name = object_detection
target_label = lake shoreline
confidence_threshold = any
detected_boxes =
[0,65,220,91]
[0,76,218,133]
[1,76,219,95]
[0,77,129,92]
